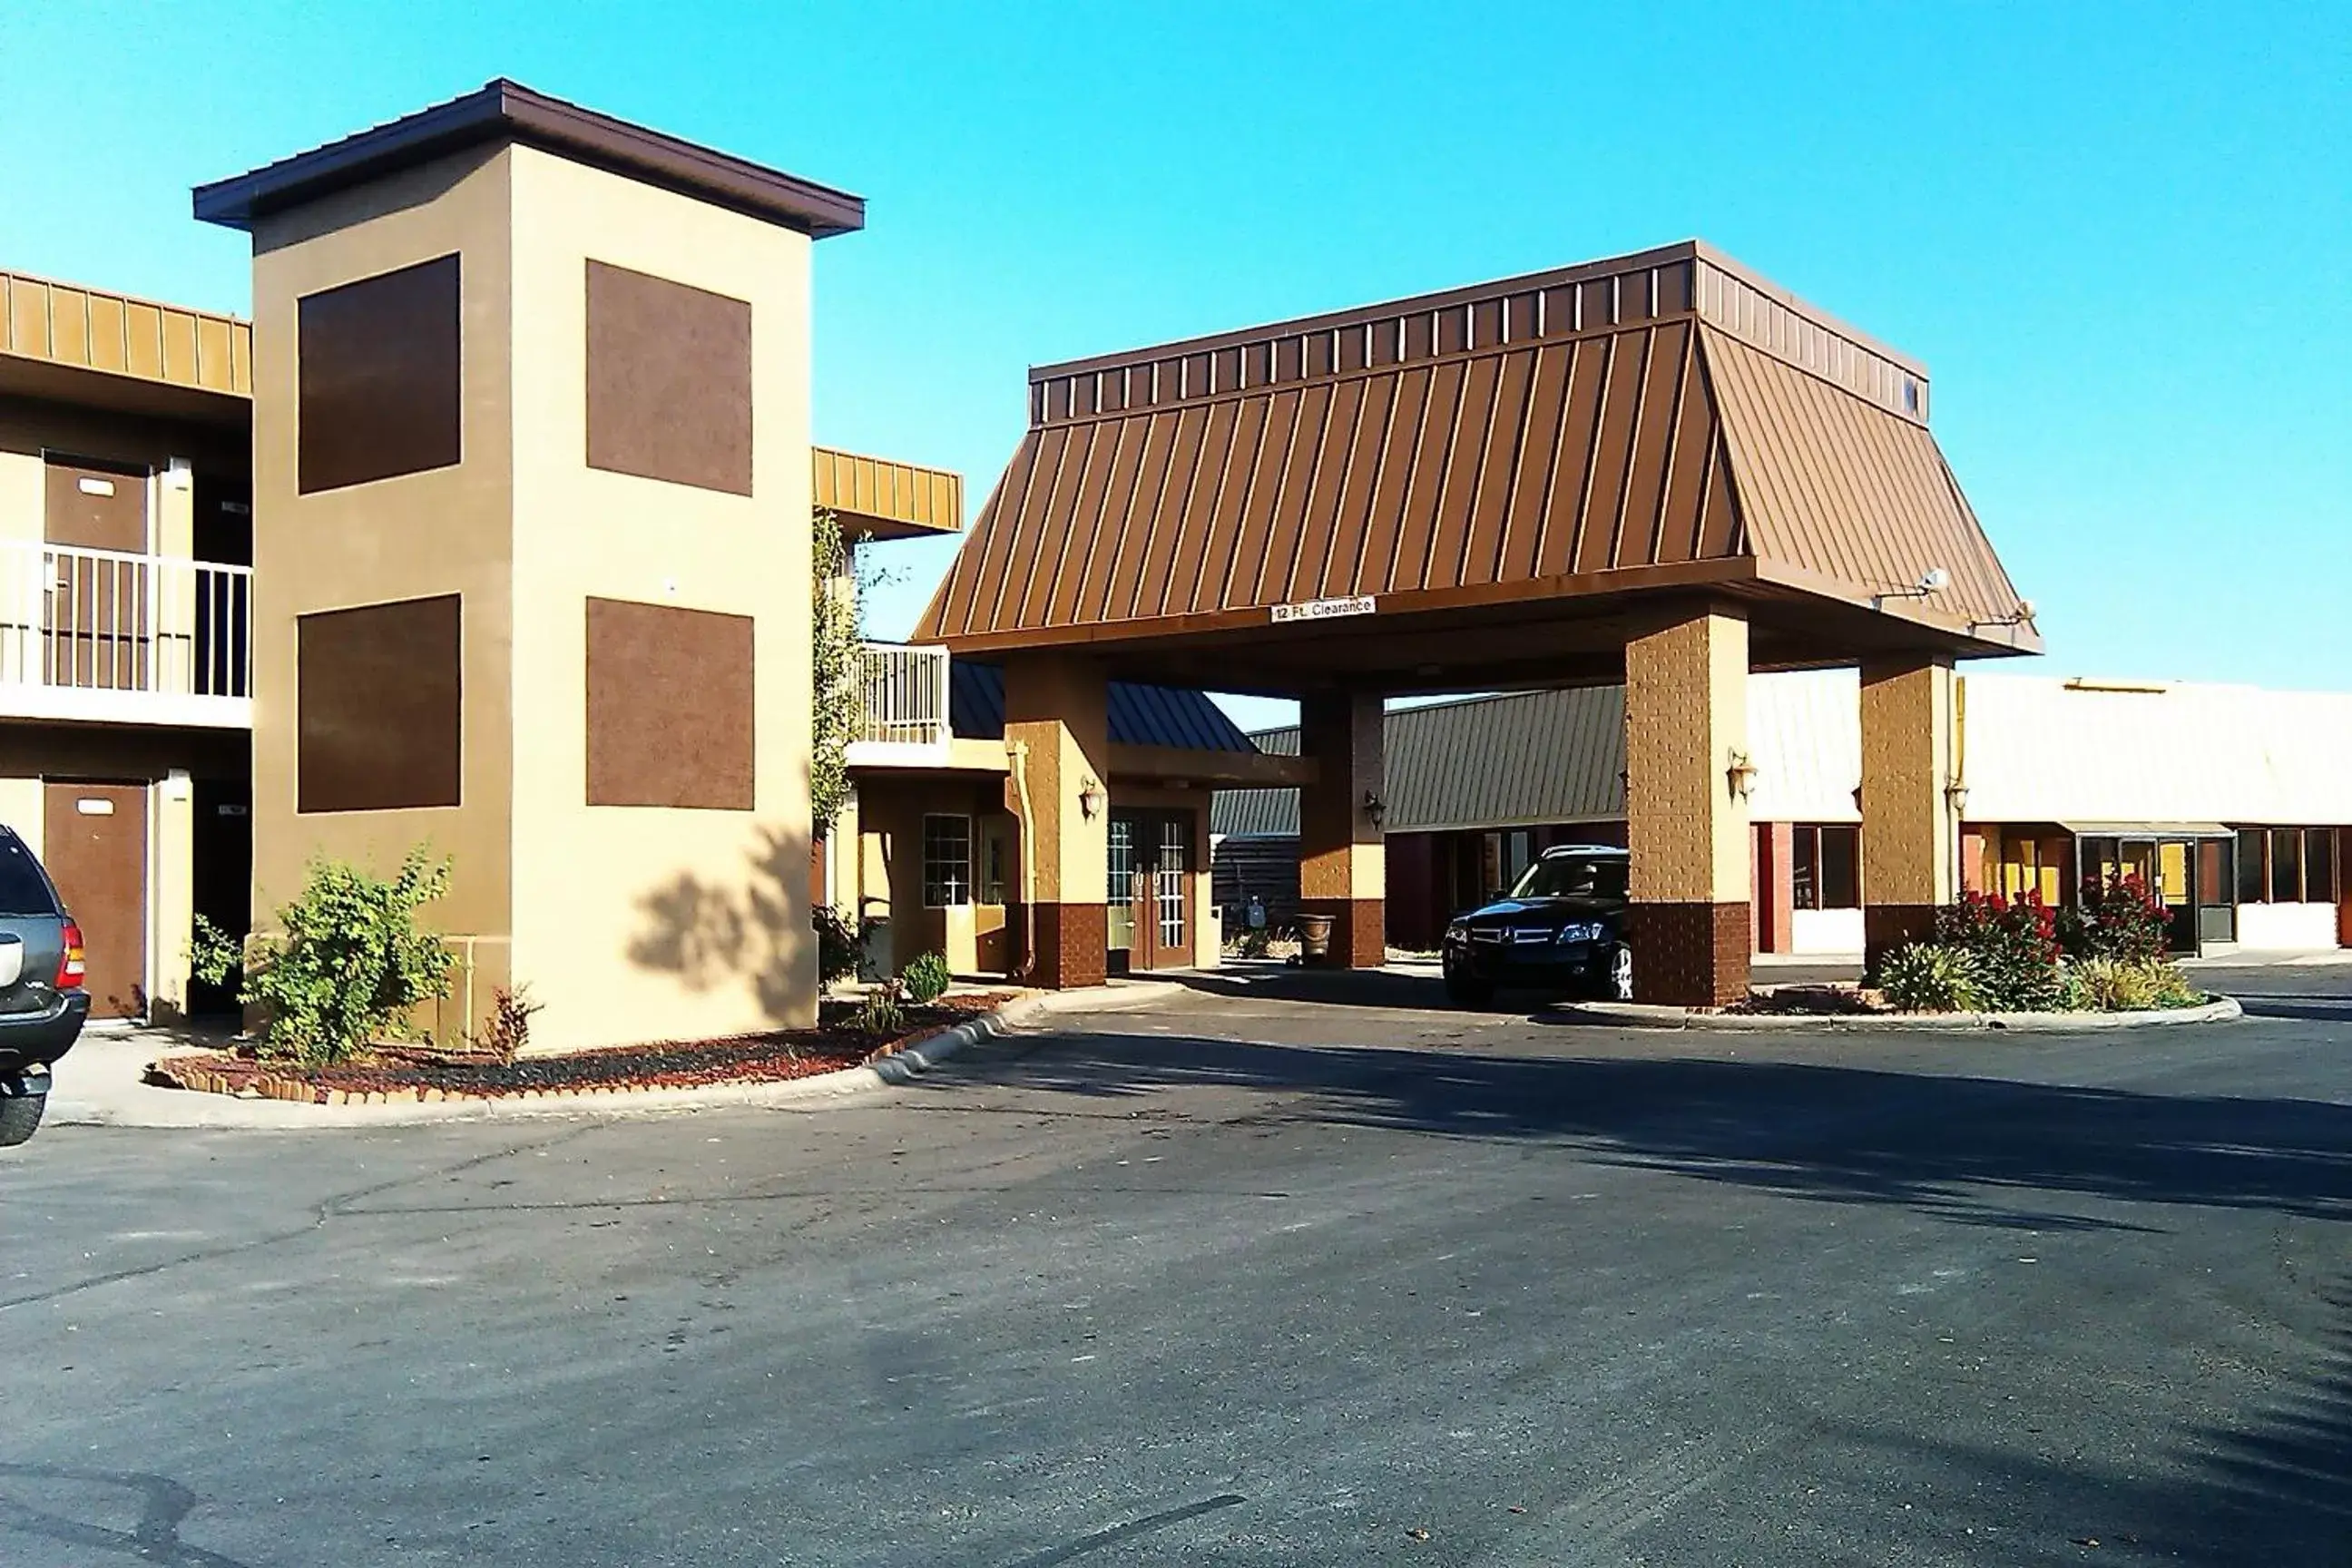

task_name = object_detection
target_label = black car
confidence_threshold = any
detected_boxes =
[0,827,92,1147]
[1441,844,1632,1007]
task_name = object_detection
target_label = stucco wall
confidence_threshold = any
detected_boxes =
[504,145,816,1045]
[2235,903,2338,952]
[247,145,519,1034]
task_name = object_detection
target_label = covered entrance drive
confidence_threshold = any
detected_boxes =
[917,240,2038,1004]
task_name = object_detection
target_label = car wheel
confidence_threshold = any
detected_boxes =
[1445,971,1494,1010]
[1606,943,1634,1004]
[0,1088,45,1149]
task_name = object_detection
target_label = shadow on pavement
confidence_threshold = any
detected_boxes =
[1885,1279,2352,1567]
[2227,990,2352,1024]
[1165,965,1456,1010]
[961,1030,2352,1232]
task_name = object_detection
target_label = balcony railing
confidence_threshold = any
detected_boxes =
[0,540,253,726]
[849,642,950,760]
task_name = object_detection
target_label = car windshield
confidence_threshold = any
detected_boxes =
[0,835,58,917]
[1511,853,1628,901]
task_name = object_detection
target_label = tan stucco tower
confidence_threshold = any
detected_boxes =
[1624,607,1752,1005]
[197,82,864,1048]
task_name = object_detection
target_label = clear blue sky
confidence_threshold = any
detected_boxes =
[4,2,2344,730]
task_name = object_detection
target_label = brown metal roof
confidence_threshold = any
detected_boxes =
[916,242,2035,680]
[193,79,864,238]
[0,268,250,426]
[812,446,963,540]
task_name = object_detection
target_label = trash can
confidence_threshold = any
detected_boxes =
[1297,912,1334,963]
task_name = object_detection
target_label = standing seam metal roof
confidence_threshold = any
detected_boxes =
[948,662,1255,751]
[919,242,2032,656]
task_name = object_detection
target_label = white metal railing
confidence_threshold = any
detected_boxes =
[855,642,950,748]
[0,539,253,706]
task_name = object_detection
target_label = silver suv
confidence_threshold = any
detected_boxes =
[0,828,92,1147]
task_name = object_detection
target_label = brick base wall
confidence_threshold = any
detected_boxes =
[1627,901,1750,1007]
[1864,904,1940,975]
[1014,903,1108,989]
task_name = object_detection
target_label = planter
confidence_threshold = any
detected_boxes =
[1297,913,1335,962]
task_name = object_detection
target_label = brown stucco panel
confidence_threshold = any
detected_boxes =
[584,260,753,496]
[584,597,755,809]
[297,254,462,493]
[298,594,464,812]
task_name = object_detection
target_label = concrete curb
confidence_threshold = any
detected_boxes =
[45,981,1185,1132]
[1555,995,2245,1033]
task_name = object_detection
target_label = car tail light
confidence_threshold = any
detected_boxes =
[56,922,85,989]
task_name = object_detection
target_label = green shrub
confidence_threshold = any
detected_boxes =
[2061,874,2171,965]
[2069,956,2202,1012]
[856,981,906,1036]
[191,848,456,1065]
[1932,891,2064,1011]
[901,951,953,1004]
[813,906,863,989]
[1878,943,1987,1013]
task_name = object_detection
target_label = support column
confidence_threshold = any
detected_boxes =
[1298,691,1386,967]
[1755,820,1794,955]
[1003,653,1111,988]
[1625,609,1751,1005]
[1860,655,1959,969]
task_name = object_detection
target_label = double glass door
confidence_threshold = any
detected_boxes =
[1108,810,1193,973]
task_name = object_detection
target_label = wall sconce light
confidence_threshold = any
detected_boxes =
[1362,790,1387,829]
[1968,599,2038,635]
[1725,749,1759,800]
[1078,778,1105,819]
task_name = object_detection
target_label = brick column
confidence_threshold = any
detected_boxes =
[1860,655,1959,969]
[1003,653,1111,988]
[1624,609,1751,1005]
[1298,691,1386,968]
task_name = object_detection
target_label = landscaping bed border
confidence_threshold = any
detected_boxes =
[144,994,1026,1106]
[1557,995,2243,1032]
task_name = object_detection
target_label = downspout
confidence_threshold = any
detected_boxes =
[1951,671,1968,900]
[1008,739,1037,979]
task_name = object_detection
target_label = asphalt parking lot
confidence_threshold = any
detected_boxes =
[5,965,2347,1567]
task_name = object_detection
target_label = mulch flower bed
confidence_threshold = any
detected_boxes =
[144,992,1020,1105]
[1721,985,1889,1016]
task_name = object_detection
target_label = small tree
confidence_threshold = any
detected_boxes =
[191,848,457,1065]
[810,507,864,838]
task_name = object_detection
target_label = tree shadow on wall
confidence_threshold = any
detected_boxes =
[626,827,813,1025]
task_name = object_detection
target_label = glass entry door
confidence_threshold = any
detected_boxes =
[1107,809,1194,974]
[2078,832,2217,954]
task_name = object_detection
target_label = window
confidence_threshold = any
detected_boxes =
[2270,828,2302,905]
[0,834,58,917]
[1158,818,1188,949]
[978,818,1010,906]
[2233,827,2342,904]
[922,815,971,907]
[1791,825,1860,911]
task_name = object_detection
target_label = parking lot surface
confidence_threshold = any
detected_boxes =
[5,965,2347,1566]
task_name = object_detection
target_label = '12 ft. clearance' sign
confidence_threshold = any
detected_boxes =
[1269,594,1377,624]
